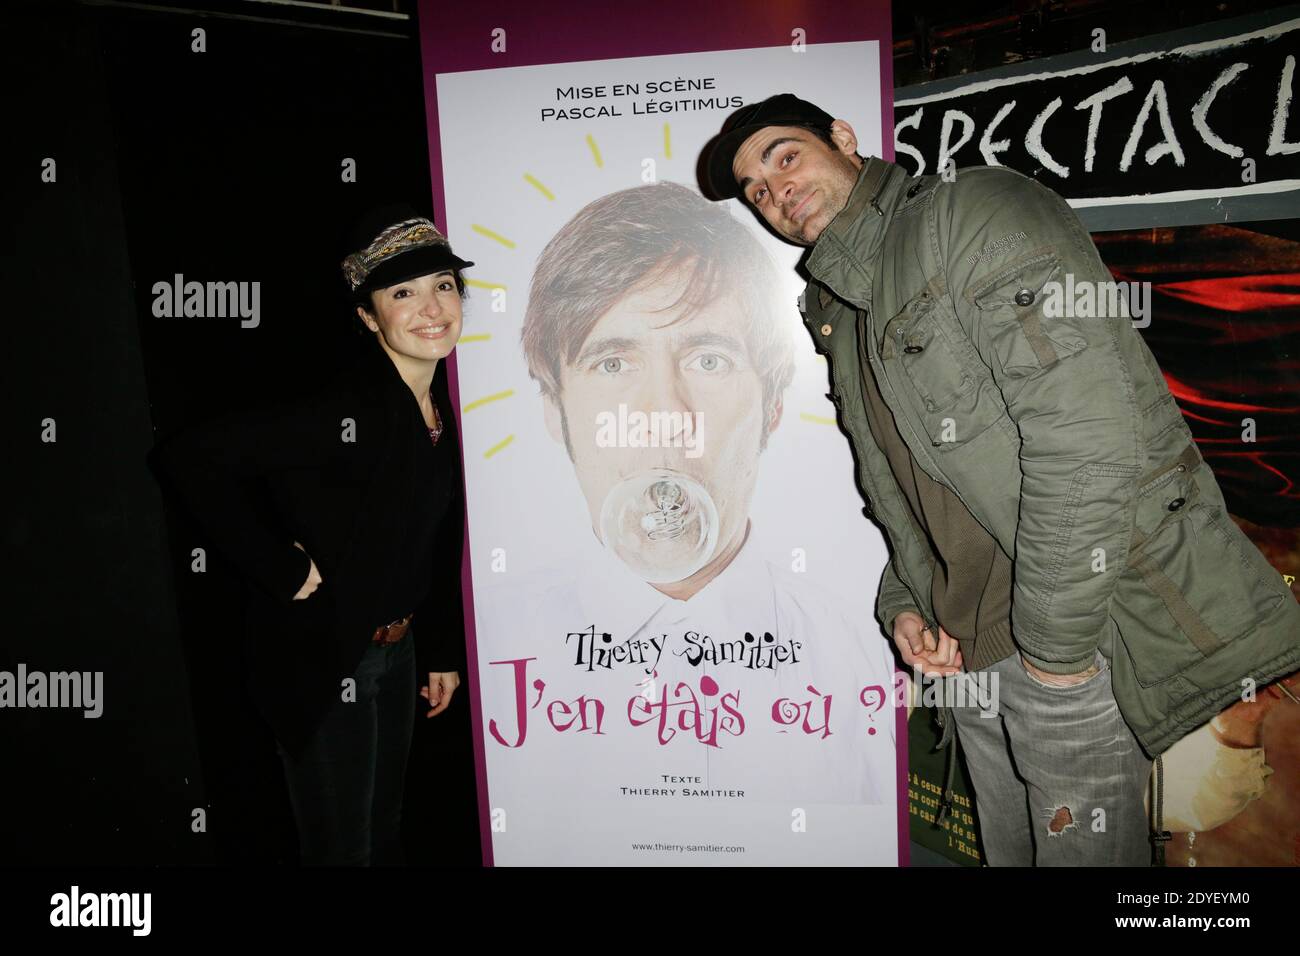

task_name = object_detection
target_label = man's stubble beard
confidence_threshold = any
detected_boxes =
[804,181,851,243]
[794,156,862,245]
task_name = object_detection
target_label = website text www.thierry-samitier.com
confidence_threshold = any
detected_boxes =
[632,842,746,855]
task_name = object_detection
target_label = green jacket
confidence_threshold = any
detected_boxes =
[800,157,1300,757]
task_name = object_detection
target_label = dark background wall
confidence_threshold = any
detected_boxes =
[5,0,477,866]
[891,0,1288,85]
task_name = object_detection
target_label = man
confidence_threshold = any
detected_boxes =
[474,181,899,863]
[704,93,1300,865]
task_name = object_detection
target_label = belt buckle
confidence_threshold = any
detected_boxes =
[373,613,412,645]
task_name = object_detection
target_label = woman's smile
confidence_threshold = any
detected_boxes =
[409,322,452,340]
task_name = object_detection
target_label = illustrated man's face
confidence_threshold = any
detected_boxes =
[732,121,863,246]
[543,266,782,557]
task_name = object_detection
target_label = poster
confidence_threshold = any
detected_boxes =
[422,6,903,865]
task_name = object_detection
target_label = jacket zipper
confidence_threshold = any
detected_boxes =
[854,306,943,636]
[861,304,994,545]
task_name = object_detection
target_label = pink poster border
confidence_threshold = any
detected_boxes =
[415,0,903,868]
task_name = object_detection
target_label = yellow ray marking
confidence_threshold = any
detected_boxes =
[463,389,515,413]
[471,224,516,249]
[800,412,837,426]
[524,174,555,200]
[484,434,515,458]
[586,134,603,167]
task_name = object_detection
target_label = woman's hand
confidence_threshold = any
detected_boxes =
[420,671,460,717]
[291,540,322,600]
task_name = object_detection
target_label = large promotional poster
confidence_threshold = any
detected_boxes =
[419,5,902,865]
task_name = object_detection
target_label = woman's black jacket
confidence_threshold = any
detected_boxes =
[149,337,464,758]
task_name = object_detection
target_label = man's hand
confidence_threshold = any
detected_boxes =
[291,540,322,600]
[1020,654,1101,687]
[420,671,460,718]
[893,610,963,676]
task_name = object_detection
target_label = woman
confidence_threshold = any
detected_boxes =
[151,204,472,865]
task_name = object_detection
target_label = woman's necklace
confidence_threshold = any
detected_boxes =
[426,397,443,446]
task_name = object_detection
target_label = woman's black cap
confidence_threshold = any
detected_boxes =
[703,93,835,200]
[341,202,474,299]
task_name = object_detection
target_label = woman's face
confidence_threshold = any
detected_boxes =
[358,269,463,365]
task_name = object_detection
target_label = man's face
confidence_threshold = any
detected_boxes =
[731,122,863,246]
[543,268,780,565]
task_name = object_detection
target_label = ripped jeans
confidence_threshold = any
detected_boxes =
[948,647,1153,866]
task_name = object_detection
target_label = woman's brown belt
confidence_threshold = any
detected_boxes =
[372,613,412,644]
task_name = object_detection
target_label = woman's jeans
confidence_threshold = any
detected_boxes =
[948,647,1153,866]
[272,630,417,866]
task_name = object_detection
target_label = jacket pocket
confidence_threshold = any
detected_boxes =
[970,251,1088,375]
[887,294,1004,451]
[886,295,970,407]
[1110,446,1285,687]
